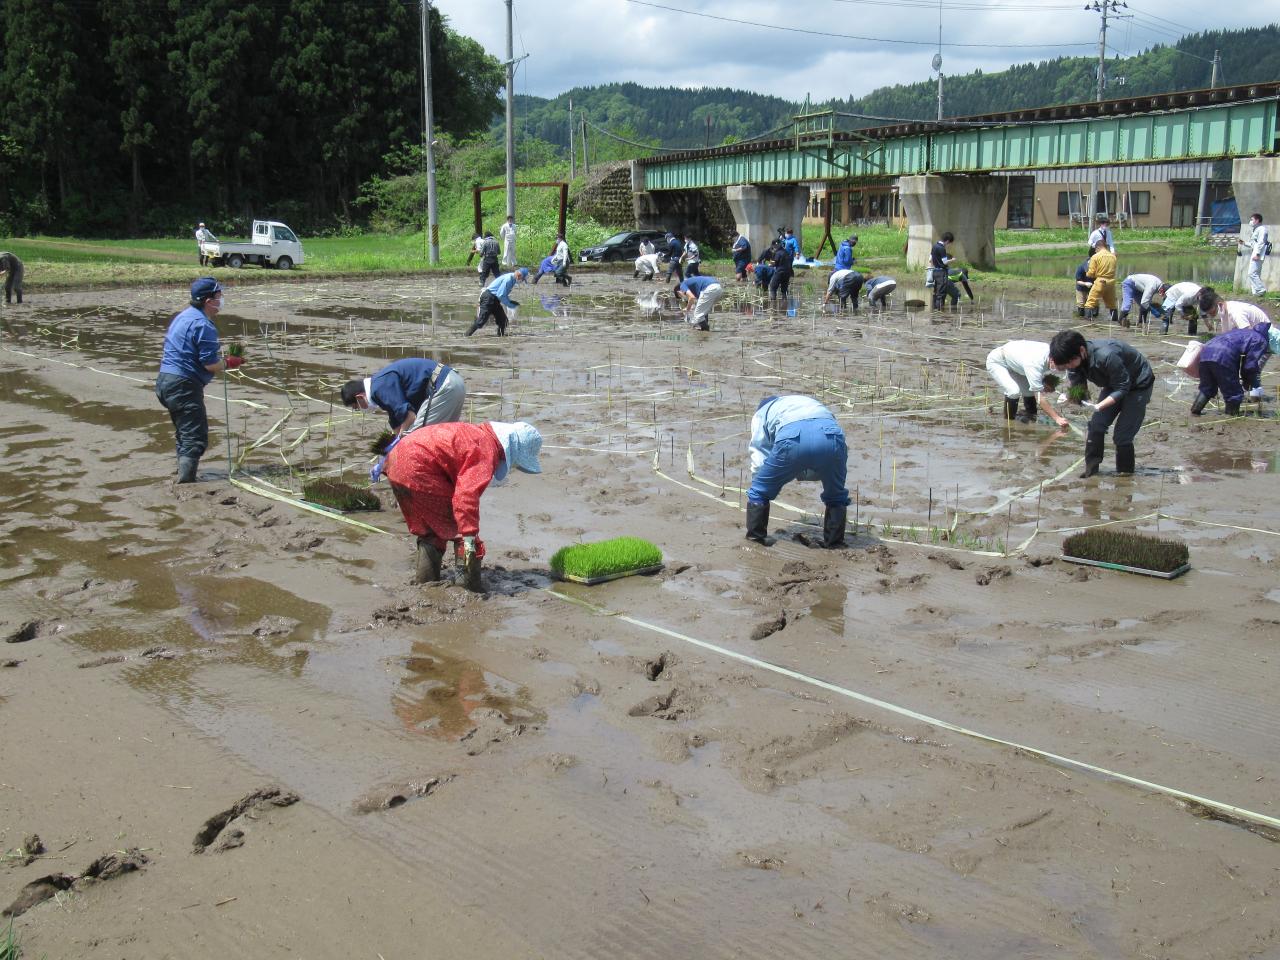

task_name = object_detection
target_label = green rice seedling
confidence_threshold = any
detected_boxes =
[1,918,20,960]
[1067,383,1090,404]
[1042,373,1061,392]
[301,478,382,512]
[1062,528,1189,573]
[549,537,663,584]
[370,429,395,456]
[226,342,245,358]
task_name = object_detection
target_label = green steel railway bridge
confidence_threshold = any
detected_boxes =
[629,80,1280,279]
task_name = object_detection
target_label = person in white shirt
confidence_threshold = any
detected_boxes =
[499,215,517,268]
[985,340,1070,427]
[1087,213,1115,254]
[1118,273,1163,328]
[634,251,662,280]
[1241,212,1269,295]
[822,269,864,310]
[1156,281,1201,334]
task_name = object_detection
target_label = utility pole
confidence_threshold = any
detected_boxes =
[419,0,439,265]
[1084,1,1125,225]
[934,0,943,121]
[1194,50,1222,236]
[568,97,575,180]
[581,115,590,176]
[504,0,516,221]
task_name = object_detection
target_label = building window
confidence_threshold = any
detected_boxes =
[1058,191,1082,217]
[1096,191,1118,216]
[1128,191,1151,215]
[831,192,844,224]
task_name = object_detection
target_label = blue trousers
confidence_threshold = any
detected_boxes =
[748,418,850,507]
[1198,360,1256,405]
[155,373,209,460]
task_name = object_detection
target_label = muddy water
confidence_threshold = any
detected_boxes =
[999,250,1237,285]
[2,272,1278,958]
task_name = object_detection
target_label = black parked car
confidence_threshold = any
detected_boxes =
[579,230,667,263]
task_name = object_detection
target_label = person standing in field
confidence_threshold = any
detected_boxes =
[500,215,517,268]
[0,251,23,305]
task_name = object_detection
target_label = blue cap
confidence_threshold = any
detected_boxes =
[191,277,223,301]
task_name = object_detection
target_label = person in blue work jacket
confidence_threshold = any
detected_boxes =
[340,358,466,436]
[675,274,725,330]
[664,233,684,283]
[468,267,527,336]
[1190,322,1272,417]
[731,231,751,281]
[746,395,850,549]
[864,274,897,310]
[155,277,244,483]
[782,228,801,259]
[833,235,857,272]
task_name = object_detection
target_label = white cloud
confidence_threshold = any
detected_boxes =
[430,0,1270,103]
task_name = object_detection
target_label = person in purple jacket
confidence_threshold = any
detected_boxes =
[1190,322,1272,416]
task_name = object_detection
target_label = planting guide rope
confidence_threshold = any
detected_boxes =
[544,587,1280,838]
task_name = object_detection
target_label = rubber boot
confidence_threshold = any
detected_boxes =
[414,537,443,584]
[745,502,775,546]
[462,551,483,592]
[1018,395,1037,424]
[1190,392,1210,416]
[176,456,199,483]
[1224,400,1241,416]
[1187,315,1198,336]
[1118,309,1131,328]
[1080,432,1104,479]
[822,505,847,548]
[1114,443,1135,476]
[465,319,482,337]
[1003,397,1020,422]
[1109,309,1120,326]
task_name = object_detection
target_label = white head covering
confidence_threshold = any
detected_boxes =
[489,422,542,483]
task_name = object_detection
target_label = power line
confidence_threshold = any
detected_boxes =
[623,0,1095,48]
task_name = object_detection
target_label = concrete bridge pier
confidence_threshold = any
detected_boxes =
[1231,157,1280,294]
[899,174,1008,272]
[725,185,809,259]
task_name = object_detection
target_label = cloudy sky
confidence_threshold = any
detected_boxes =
[431,0,1269,104]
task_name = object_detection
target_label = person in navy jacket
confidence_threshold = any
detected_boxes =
[341,358,466,436]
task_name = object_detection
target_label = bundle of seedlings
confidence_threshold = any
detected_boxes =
[301,478,382,512]
[1061,528,1190,579]
[370,430,395,456]
[1066,383,1090,404]
[226,342,246,358]
[550,537,664,585]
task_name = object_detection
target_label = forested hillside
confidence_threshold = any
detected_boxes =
[511,25,1279,149]
[0,0,500,235]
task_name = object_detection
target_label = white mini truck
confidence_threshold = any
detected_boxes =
[201,220,305,270]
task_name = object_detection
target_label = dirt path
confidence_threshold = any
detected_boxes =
[1,273,1277,958]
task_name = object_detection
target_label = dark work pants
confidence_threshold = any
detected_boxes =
[473,291,508,334]
[1087,383,1152,446]
[666,259,683,283]
[479,259,500,285]
[155,373,209,460]
[769,269,792,300]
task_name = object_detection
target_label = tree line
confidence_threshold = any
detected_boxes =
[0,0,502,236]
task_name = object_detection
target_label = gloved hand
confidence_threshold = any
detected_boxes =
[225,354,244,370]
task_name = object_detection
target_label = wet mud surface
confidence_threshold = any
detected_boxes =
[1,269,1278,957]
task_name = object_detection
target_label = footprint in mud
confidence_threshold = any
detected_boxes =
[352,775,452,815]
[3,620,56,644]
[3,848,148,918]
[78,646,178,669]
[975,566,1013,586]
[643,651,675,680]
[927,553,966,571]
[628,688,684,720]
[749,613,787,641]
[875,573,929,593]
[192,785,300,854]
[459,708,532,756]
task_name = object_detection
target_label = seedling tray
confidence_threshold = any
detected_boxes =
[554,564,664,586]
[1061,555,1190,580]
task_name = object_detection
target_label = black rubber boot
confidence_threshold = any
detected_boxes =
[1115,443,1135,476]
[1224,401,1241,416]
[1018,395,1037,424]
[1190,392,1210,416]
[414,538,443,584]
[176,456,199,483]
[1081,432,1105,478]
[822,505,847,548]
[465,319,482,337]
[745,502,775,546]
[1004,397,1020,421]
[1187,315,1198,336]
[1118,309,1131,328]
